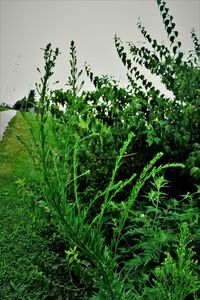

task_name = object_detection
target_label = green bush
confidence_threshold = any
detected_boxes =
[23,0,200,298]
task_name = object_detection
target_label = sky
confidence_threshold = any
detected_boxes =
[0,0,200,105]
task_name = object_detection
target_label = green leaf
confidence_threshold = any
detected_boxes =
[127,59,132,70]
[173,46,178,54]
[178,41,182,48]
[160,5,165,12]
[174,31,178,37]
[167,27,172,35]
[170,36,175,44]
[164,19,170,27]
[78,117,89,130]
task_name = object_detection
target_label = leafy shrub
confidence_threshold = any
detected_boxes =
[114,0,200,188]
[22,0,200,298]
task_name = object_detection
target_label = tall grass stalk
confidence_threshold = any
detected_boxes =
[36,44,59,181]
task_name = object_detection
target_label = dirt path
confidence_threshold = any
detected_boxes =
[0,110,17,141]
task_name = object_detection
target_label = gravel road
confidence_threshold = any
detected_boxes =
[0,110,17,141]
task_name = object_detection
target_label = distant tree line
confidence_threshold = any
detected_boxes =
[0,102,12,109]
[13,89,36,111]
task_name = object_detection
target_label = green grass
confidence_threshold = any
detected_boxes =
[0,107,12,111]
[0,112,34,177]
[0,112,77,299]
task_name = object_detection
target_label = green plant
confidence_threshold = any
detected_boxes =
[35,110,185,298]
[0,113,80,300]
[114,0,200,189]
[17,0,200,298]
[144,223,199,300]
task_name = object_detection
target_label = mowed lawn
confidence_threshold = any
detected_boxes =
[0,112,74,300]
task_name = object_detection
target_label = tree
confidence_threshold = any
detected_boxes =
[114,0,200,185]
[13,90,36,111]
[26,89,36,111]
[13,97,26,110]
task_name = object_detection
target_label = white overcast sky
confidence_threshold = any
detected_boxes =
[0,0,200,105]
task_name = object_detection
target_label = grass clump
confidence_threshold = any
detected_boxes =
[0,112,81,299]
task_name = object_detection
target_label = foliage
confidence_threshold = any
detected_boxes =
[13,97,26,110]
[0,113,79,299]
[114,0,200,186]
[143,223,199,300]
[0,102,12,110]
[13,90,36,111]
[30,32,200,298]
[7,0,200,298]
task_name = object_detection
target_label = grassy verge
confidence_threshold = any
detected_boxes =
[0,112,76,300]
[0,107,12,111]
